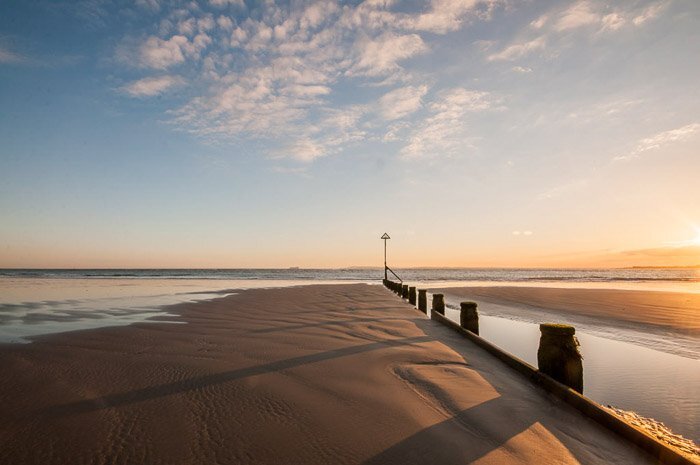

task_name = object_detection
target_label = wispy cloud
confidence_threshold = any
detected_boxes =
[488,37,545,61]
[615,123,700,162]
[487,0,669,62]
[632,1,669,26]
[273,138,326,163]
[209,0,245,8]
[112,0,503,163]
[619,244,700,260]
[401,88,497,159]
[553,1,601,31]
[348,32,427,78]
[566,98,643,123]
[0,45,25,64]
[402,0,506,33]
[120,75,184,97]
[537,178,589,200]
[379,85,428,121]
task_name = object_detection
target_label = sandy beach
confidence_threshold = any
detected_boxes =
[0,284,665,464]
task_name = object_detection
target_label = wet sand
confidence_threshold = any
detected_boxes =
[0,284,661,464]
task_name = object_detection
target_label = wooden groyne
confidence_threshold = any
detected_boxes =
[382,279,697,465]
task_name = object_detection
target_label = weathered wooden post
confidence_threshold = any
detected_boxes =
[432,294,445,315]
[418,290,427,313]
[401,284,409,299]
[459,302,479,335]
[409,286,416,305]
[537,323,583,393]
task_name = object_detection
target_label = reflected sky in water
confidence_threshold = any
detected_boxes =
[0,278,361,343]
[441,297,700,443]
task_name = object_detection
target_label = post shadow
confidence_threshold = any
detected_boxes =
[361,318,653,465]
[41,335,433,418]
[250,316,416,334]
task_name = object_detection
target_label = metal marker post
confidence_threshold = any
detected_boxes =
[381,233,390,280]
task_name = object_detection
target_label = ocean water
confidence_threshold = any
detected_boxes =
[439,299,700,443]
[1,267,698,343]
[1,268,698,443]
[2,267,699,288]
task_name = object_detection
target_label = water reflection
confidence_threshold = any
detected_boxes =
[441,299,700,443]
[0,278,361,343]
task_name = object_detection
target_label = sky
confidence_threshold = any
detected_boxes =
[1,0,699,268]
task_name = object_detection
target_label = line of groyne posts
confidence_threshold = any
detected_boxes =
[383,279,584,394]
[382,279,699,465]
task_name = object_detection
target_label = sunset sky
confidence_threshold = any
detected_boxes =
[1,0,699,268]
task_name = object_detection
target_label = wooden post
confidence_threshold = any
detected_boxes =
[401,284,409,299]
[459,302,479,335]
[408,286,416,305]
[538,323,583,394]
[432,294,444,315]
[418,290,427,313]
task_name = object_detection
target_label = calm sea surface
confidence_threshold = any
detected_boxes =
[2,267,699,288]
[1,268,698,442]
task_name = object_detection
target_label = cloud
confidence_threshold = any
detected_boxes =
[633,1,668,26]
[216,15,234,30]
[487,1,669,62]
[566,98,643,123]
[636,122,700,152]
[554,1,600,31]
[487,37,545,61]
[274,138,326,163]
[0,45,25,64]
[537,178,589,200]
[619,245,700,261]
[379,85,428,121]
[136,0,160,12]
[120,33,212,69]
[113,0,506,164]
[615,123,700,161]
[405,0,506,33]
[553,0,667,33]
[137,35,187,68]
[120,75,184,97]
[401,88,497,159]
[210,0,245,8]
[348,32,428,78]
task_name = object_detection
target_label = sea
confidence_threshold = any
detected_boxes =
[0,267,698,443]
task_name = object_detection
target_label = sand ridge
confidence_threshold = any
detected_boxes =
[0,284,660,464]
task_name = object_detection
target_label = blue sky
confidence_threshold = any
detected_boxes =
[1,0,699,268]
